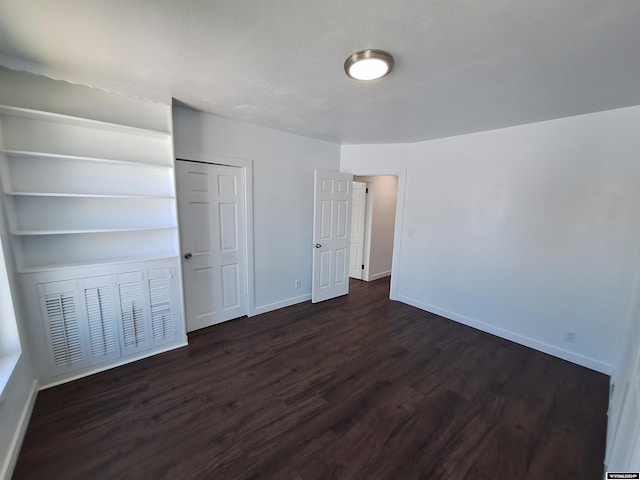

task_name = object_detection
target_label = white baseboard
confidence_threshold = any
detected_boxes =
[1,379,38,480]
[40,339,188,390]
[396,294,613,375]
[367,270,391,281]
[251,293,311,316]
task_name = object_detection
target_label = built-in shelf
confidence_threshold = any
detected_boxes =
[1,149,172,170]
[17,228,179,273]
[0,69,186,388]
[1,153,175,197]
[4,191,175,199]
[18,255,180,274]
[0,105,171,139]
[0,87,178,273]
[11,226,176,236]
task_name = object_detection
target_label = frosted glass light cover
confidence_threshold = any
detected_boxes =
[344,49,394,81]
[349,59,389,80]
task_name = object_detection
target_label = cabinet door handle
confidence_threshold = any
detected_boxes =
[184,252,192,259]
[313,244,321,248]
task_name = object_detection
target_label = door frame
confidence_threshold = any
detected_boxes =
[361,181,374,282]
[341,168,406,301]
[174,151,255,317]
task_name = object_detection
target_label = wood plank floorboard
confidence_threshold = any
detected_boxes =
[13,277,609,479]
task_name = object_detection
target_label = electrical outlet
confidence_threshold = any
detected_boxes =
[565,331,577,343]
[295,279,301,289]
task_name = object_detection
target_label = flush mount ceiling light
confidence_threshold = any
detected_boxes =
[344,49,394,81]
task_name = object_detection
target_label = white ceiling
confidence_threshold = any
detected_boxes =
[0,0,639,144]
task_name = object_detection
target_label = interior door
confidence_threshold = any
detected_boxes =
[312,170,353,303]
[176,160,247,331]
[349,181,367,279]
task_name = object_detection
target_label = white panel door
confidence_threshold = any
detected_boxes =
[312,170,353,303]
[349,181,367,279]
[176,160,246,331]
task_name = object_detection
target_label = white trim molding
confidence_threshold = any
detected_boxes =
[0,379,37,480]
[252,294,312,317]
[397,293,613,375]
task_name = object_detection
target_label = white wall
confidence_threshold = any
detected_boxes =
[342,105,640,374]
[0,354,35,480]
[606,259,640,470]
[173,107,341,313]
[0,196,37,480]
[0,84,37,479]
[354,175,397,281]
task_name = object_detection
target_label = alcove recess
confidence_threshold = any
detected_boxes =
[0,102,178,271]
[0,67,186,386]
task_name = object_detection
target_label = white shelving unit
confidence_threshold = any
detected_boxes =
[0,105,171,139]
[0,104,179,272]
[0,66,187,386]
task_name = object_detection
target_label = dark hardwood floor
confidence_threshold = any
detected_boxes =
[14,277,609,479]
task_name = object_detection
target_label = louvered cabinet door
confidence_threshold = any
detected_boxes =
[116,271,151,355]
[37,280,88,375]
[147,267,176,346]
[81,276,121,363]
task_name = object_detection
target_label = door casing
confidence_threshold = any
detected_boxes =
[340,168,407,301]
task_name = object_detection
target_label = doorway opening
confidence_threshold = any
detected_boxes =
[350,175,398,283]
[346,170,405,300]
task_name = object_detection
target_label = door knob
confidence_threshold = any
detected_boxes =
[313,244,322,248]
[184,252,192,259]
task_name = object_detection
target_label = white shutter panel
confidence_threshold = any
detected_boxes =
[45,292,83,367]
[83,279,119,361]
[117,272,149,353]
[148,268,174,344]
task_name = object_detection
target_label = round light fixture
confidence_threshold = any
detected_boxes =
[344,49,394,81]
